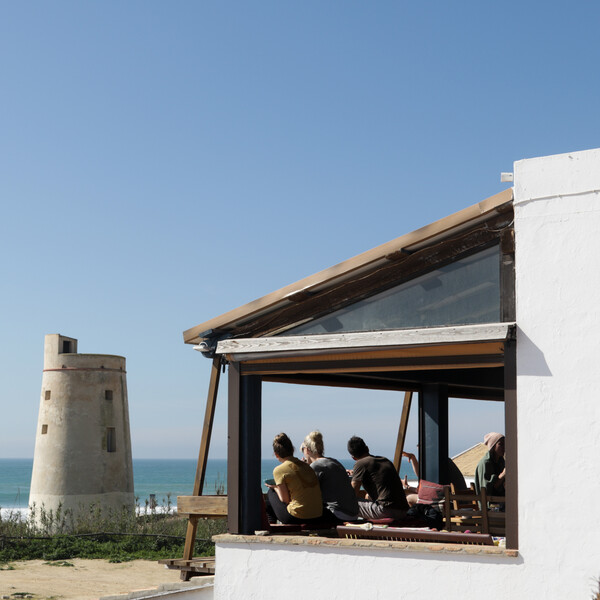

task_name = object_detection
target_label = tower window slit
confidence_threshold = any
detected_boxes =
[106,427,116,452]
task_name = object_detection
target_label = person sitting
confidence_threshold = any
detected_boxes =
[302,430,359,522]
[347,436,408,520]
[265,432,323,524]
[474,432,506,496]
[398,451,420,507]
[402,449,468,506]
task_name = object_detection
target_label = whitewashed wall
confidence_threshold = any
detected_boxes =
[513,147,600,598]
[215,541,521,600]
[214,148,600,600]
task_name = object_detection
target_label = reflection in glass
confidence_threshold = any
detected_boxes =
[286,246,501,336]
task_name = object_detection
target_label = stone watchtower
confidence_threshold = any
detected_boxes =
[29,334,134,521]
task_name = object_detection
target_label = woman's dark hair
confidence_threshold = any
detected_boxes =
[347,436,369,457]
[273,433,294,458]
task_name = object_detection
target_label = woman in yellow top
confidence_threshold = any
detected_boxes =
[265,432,323,524]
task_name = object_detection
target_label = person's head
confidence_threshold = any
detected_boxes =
[273,433,294,459]
[347,436,369,459]
[303,431,324,462]
[484,432,505,459]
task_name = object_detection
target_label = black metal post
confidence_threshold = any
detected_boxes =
[418,383,449,484]
[504,337,518,548]
[239,374,262,534]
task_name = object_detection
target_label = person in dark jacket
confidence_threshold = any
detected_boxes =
[474,432,506,496]
[347,436,408,520]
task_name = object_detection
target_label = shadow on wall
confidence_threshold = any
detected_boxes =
[516,327,552,377]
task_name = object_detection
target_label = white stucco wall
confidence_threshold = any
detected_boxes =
[513,147,600,597]
[214,148,600,599]
[215,540,521,600]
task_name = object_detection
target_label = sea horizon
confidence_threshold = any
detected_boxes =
[2,457,411,512]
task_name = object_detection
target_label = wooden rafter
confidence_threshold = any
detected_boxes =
[393,391,413,472]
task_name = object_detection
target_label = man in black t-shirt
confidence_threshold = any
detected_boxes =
[347,436,408,520]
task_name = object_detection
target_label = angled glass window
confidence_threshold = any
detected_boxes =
[286,245,501,336]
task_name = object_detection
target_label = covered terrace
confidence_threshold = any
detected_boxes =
[177,187,517,574]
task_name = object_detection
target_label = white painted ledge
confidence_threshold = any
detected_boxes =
[214,533,518,558]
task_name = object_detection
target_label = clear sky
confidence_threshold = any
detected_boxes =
[1,1,598,462]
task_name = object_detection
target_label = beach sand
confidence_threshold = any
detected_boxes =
[0,558,185,600]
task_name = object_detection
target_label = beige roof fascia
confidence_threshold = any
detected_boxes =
[183,188,513,345]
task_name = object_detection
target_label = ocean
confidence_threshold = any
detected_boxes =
[0,457,414,511]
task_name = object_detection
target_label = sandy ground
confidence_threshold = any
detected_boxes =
[0,559,184,600]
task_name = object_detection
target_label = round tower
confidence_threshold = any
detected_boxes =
[29,334,134,522]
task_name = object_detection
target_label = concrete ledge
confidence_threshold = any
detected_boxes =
[99,576,214,600]
[213,534,518,558]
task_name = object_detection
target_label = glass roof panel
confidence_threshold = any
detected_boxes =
[285,245,501,336]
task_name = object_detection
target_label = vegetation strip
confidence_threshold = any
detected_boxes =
[0,502,226,563]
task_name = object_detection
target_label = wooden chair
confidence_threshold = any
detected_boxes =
[448,483,477,511]
[484,492,506,537]
[443,484,505,537]
[444,485,485,534]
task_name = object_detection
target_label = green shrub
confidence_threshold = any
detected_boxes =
[0,499,226,562]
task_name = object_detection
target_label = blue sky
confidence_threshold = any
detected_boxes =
[1,2,598,461]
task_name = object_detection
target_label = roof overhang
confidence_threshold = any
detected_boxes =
[203,323,515,401]
[205,322,515,362]
[183,188,513,346]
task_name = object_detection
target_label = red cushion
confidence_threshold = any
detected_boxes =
[366,517,395,525]
[417,480,446,505]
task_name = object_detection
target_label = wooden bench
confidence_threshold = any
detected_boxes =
[168,495,226,581]
[177,495,228,518]
[159,556,216,577]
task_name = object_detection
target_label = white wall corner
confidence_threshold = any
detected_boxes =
[513,147,600,204]
[512,146,600,596]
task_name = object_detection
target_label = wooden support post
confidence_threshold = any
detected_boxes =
[393,391,413,472]
[181,356,221,581]
[500,231,516,323]
[418,383,449,484]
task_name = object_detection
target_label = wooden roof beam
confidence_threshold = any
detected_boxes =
[209,323,515,361]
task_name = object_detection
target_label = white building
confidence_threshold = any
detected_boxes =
[179,147,600,599]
